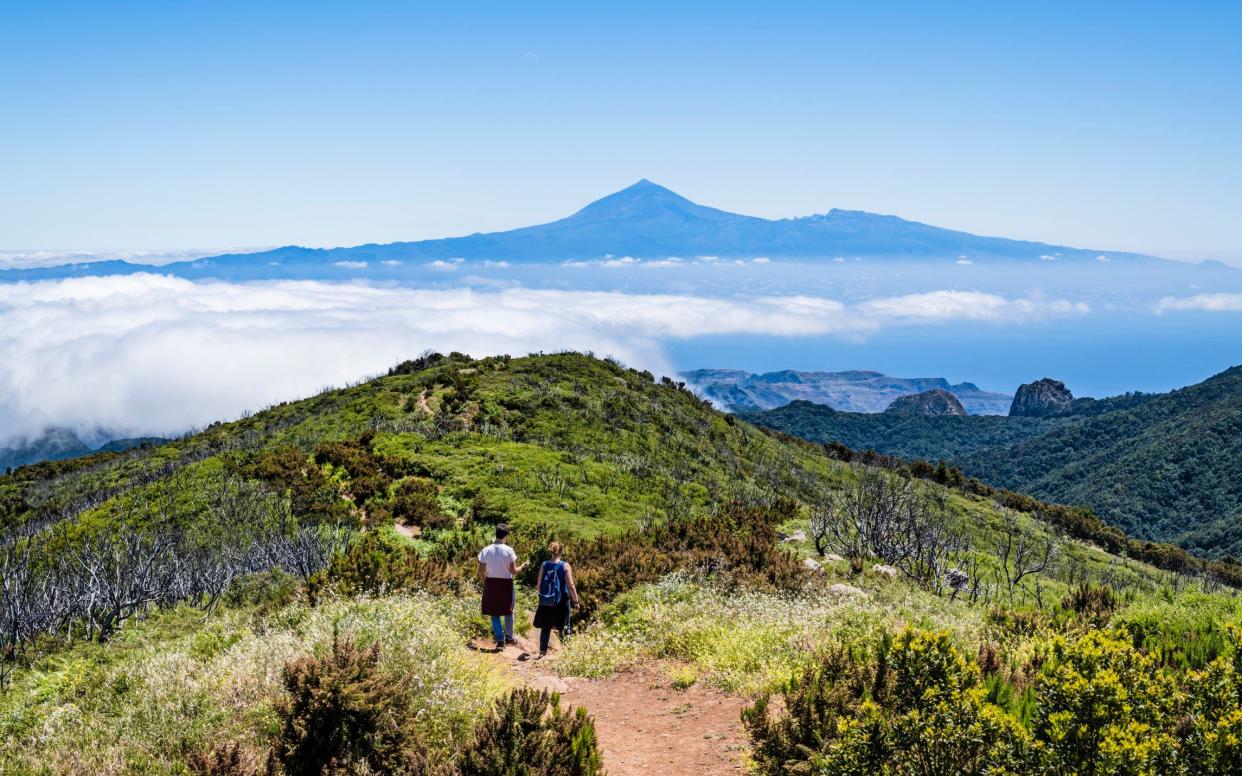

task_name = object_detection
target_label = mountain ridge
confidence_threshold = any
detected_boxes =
[0,427,167,472]
[0,179,1210,283]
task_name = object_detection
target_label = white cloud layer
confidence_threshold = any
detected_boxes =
[0,275,1089,442]
[1156,293,1242,313]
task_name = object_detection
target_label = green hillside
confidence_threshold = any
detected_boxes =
[4,352,1242,774]
[751,366,1242,558]
[963,366,1242,552]
[743,400,1060,459]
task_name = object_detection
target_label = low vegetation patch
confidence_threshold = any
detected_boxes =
[744,623,1242,774]
[0,594,508,775]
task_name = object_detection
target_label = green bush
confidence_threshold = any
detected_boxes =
[314,437,393,505]
[744,629,1027,775]
[391,476,452,530]
[745,626,1242,775]
[555,502,805,623]
[742,645,875,773]
[238,447,351,524]
[1061,581,1119,624]
[458,688,603,776]
[274,633,411,775]
[307,530,466,601]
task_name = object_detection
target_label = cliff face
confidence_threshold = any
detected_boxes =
[883,389,968,416]
[1009,378,1074,417]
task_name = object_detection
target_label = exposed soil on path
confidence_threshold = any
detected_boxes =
[474,636,749,775]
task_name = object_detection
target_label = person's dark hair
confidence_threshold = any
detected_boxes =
[495,523,510,540]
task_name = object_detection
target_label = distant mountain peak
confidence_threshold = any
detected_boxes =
[565,179,742,225]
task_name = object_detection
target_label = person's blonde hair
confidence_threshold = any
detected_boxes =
[548,541,562,556]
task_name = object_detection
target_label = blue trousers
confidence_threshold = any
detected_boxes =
[490,588,516,643]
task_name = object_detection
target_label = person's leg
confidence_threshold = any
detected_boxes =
[563,605,573,638]
[490,616,505,646]
[505,587,516,641]
[539,627,552,655]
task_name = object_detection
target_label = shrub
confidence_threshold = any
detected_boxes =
[744,629,1029,775]
[391,476,452,530]
[469,492,509,525]
[458,688,603,776]
[307,530,466,601]
[314,439,393,505]
[560,502,805,623]
[274,633,411,776]
[239,447,351,524]
[1031,629,1181,773]
[388,352,445,376]
[186,741,268,776]
[1061,582,1119,624]
[742,646,873,773]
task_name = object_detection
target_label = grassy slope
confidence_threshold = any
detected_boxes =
[3,351,1231,773]
[2,353,1159,587]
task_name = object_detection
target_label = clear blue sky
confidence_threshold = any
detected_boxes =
[3,1,1240,261]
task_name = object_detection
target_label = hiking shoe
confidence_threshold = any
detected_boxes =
[495,640,506,651]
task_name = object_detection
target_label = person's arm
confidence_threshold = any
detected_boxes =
[477,559,487,585]
[564,563,580,607]
[509,547,527,577]
[535,562,546,594]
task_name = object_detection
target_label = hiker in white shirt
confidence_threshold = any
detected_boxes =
[477,524,527,650]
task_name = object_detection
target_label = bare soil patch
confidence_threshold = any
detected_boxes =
[475,636,748,775]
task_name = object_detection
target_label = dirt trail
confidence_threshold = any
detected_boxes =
[477,636,748,775]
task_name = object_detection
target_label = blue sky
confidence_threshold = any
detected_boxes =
[3,1,1241,261]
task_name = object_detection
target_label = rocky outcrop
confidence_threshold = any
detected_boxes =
[828,583,868,598]
[883,389,967,416]
[1009,378,1074,417]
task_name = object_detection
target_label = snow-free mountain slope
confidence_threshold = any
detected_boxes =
[0,180,1194,283]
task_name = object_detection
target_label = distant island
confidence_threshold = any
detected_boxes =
[682,367,1013,415]
[3,179,1222,284]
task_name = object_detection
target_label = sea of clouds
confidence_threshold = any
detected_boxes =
[0,274,1102,443]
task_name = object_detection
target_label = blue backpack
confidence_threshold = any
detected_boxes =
[538,560,566,607]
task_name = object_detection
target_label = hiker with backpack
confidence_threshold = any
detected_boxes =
[478,524,527,651]
[533,541,580,658]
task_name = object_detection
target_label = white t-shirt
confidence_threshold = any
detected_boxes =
[478,542,518,579]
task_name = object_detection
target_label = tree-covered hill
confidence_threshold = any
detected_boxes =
[750,366,1242,557]
[5,352,1242,774]
[744,399,1060,459]
[962,365,1242,553]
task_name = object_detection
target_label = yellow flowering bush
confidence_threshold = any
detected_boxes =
[745,625,1242,775]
